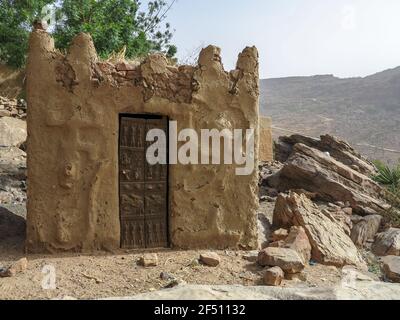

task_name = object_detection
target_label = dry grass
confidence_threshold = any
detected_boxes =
[103,46,144,66]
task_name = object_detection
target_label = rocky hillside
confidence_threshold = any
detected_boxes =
[260,67,400,165]
[259,134,400,285]
[0,96,27,210]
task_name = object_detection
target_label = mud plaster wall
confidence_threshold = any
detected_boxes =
[26,30,260,253]
[259,117,273,162]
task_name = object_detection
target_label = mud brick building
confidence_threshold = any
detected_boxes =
[26,28,263,253]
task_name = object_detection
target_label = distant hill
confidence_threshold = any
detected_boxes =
[260,67,400,165]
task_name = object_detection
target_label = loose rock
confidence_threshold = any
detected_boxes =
[0,257,28,277]
[271,228,288,242]
[258,247,305,274]
[160,272,176,281]
[284,226,311,264]
[263,266,284,286]
[138,254,158,267]
[200,252,221,267]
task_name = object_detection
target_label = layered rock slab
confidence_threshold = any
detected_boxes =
[270,143,387,216]
[273,192,366,267]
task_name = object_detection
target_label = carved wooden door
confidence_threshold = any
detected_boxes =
[119,116,168,249]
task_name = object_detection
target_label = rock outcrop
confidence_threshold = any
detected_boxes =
[268,142,387,216]
[273,192,366,268]
[351,215,383,247]
[274,134,376,176]
[381,256,400,283]
[372,228,400,256]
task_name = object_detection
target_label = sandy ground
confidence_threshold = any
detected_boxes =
[0,172,374,300]
[0,198,348,300]
[0,249,345,300]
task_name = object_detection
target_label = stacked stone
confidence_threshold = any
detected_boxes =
[92,57,196,104]
[0,96,27,120]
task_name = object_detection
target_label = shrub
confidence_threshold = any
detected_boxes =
[372,160,400,192]
[373,160,400,227]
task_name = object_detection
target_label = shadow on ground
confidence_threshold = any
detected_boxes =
[0,206,26,258]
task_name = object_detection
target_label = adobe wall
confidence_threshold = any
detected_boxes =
[26,29,260,253]
[259,117,274,162]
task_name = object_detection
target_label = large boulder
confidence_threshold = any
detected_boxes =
[381,256,400,283]
[372,228,400,256]
[258,247,305,274]
[324,209,353,236]
[0,117,26,147]
[269,143,387,216]
[273,192,366,268]
[199,252,221,267]
[351,215,382,247]
[274,134,376,176]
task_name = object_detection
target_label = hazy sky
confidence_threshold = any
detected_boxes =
[164,0,400,79]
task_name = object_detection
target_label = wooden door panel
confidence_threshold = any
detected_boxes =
[119,115,169,249]
[144,118,168,248]
[145,216,168,248]
[119,149,145,182]
[120,118,146,148]
[120,117,146,249]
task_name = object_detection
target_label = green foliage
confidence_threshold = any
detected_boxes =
[373,160,400,227]
[0,0,176,68]
[372,160,400,192]
[0,0,54,68]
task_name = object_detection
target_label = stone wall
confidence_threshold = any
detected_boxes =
[26,30,260,253]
